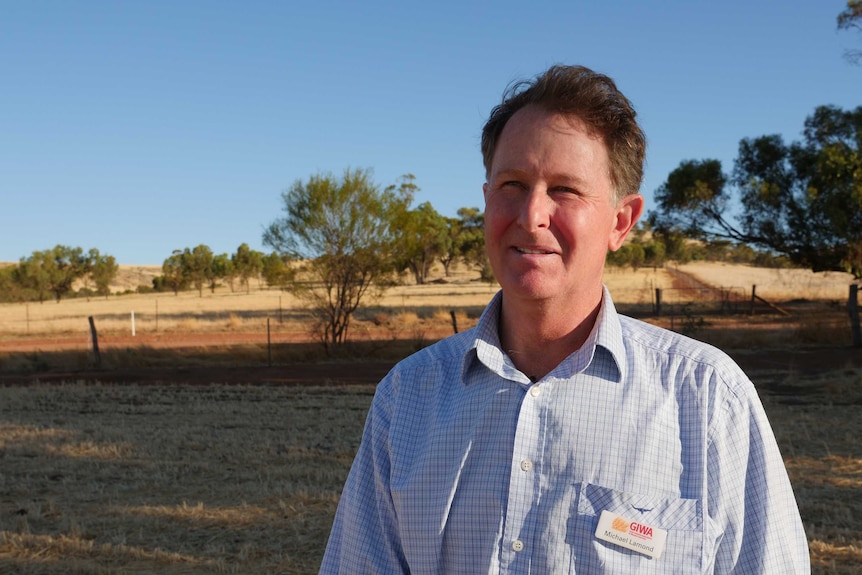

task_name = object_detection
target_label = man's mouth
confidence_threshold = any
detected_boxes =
[515,247,554,255]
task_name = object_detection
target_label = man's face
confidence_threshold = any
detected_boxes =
[483,105,642,308]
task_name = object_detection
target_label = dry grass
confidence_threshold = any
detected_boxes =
[678,262,856,302]
[0,263,498,339]
[758,368,862,574]
[0,383,375,574]
[0,369,859,573]
[5,261,855,341]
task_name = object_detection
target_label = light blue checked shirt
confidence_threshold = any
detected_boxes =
[320,289,809,574]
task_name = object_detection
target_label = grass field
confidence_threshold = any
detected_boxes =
[0,371,860,574]
[0,262,854,341]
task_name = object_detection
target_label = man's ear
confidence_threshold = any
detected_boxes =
[608,193,645,252]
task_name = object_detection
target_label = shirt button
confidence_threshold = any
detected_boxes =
[520,459,533,472]
[529,386,541,397]
[512,539,525,552]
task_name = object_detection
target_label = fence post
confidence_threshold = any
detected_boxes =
[750,285,757,315]
[88,316,102,368]
[849,284,861,348]
[267,317,272,367]
[450,310,459,334]
[654,288,662,317]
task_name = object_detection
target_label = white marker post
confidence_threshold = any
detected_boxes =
[131,311,136,337]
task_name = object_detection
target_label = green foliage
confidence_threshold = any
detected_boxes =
[606,243,646,270]
[2,245,116,303]
[838,0,862,64]
[606,222,788,270]
[392,200,450,285]
[182,245,215,297]
[454,207,493,281]
[0,265,24,303]
[232,243,264,293]
[89,249,118,298]
[650,105,862,278]
[155,244,263,296]
[263,168,411,350]
[161,250,188,295]
[212,253,235,292]
[261,252,294,288]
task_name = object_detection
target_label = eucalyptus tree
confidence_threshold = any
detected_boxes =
[263,168,413,350]
[392,201,450,285]
[231,243,264,293]
[838,0,862,64]
[651,105,862,278]
[89,248,118,298]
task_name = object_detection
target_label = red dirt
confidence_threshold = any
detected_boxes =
[2,331,861,387]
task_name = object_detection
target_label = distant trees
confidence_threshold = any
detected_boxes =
[155,243,265,296]
[89,249,118,298]
[453,207,492,282]
[650,105,862,278]
[263,168,413,350]
[232,243,264,293]
[0,245,119,302]
[161,250,188,295]
[392,199,451,285]
[261,252,293,288]
[0,245,119,303]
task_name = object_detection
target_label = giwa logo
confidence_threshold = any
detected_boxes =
[628,522,654,540]
[611,516,654,540]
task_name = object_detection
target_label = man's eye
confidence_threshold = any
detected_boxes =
[552,186,578,195]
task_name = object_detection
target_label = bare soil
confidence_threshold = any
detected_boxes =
[2,331,861,388]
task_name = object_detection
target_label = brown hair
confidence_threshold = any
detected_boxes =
[481,64,646,203]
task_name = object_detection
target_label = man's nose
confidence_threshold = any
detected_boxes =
[517,188,551,230]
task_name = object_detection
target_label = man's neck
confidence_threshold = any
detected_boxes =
[498,290,603,381]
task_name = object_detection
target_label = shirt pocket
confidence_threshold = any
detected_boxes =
[568,482,706,574]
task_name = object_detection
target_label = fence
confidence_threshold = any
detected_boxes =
[1,282,859,349]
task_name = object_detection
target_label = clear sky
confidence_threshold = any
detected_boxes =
[1,1,859,265]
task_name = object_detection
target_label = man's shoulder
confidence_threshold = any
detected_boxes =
[617,314,746,382]
[386,328,476,379]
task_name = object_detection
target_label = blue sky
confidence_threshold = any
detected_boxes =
[1,1,858,265]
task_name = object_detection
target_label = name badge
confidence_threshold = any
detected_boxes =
[595,509,667,559]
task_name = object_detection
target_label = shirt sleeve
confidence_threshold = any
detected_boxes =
[319,376,409,574]
[707,369,810,574]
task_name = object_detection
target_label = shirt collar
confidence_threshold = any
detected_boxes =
[462,286,626,384]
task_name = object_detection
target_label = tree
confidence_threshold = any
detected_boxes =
[838,0,862,64]
[438,217,462,277]
[651,105,862,278]
[231,243,263,293]
[0,266,21,303]
[392,201,450,284]
[14,251,53,302]
[89,249,118,298]
[262,168,410,350]
[162,250,187,295]
[184,244,214,297]
[22,245,91,302]
[212,253,234,293]
[454,207,493,281]
[262,252,294,288]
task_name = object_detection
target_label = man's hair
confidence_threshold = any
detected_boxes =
[481,64,646,203]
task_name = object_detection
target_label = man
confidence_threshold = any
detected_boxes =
[320,65,809,573]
